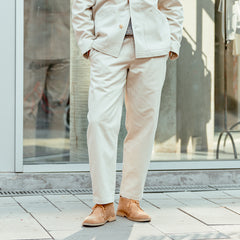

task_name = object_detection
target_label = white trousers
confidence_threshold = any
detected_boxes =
[87,36,168,204]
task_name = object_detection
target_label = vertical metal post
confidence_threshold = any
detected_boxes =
[224,0,228,130]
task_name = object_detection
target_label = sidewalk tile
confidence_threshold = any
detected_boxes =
[0,192,239,240]
[44,195,90,213]
[0,213,50,239]
[176,198,220,207]
[206,198,240,205]
[167,231,229,240]
[179,206,240,225]
[211,225,240,240]
[165,191,203,199]
[194,191,234,198]
[31,212,84,232]
[143,192,173,200]
[44,194,82,202]
[62,218,170,240]
[224,203,240,215]
[0,197,17,206]
[14,197,60,214]
[140,201,218,234]
[13,195,49,203]
[0,205,26,216]
[144,198,185,208]
[223,190,240,198]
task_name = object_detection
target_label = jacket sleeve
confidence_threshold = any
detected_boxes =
[158,0,184,58]
[72,0,96,59]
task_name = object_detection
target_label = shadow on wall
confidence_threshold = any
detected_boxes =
[155,0,214,155]
[176,36,212,153]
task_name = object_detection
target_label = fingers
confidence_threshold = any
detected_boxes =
[169,51,178,60]
[87,49,91,57]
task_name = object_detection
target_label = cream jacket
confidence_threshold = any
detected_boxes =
[72,0,184,59]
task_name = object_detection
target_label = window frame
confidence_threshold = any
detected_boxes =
[15,0,240,173]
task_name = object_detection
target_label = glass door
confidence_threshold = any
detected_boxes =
[16,0,240,172]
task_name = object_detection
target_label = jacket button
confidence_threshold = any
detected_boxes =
[119,24,123,29]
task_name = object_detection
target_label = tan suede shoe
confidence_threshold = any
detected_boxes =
[82,202,116,227]
[116,196,151,222]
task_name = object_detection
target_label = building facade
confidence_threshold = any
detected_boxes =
[0,0,240,191]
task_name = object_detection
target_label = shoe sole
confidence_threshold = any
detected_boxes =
[116,210,151,222]
[82,216,116,227]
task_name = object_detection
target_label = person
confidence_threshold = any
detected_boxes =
[72,0,184,226]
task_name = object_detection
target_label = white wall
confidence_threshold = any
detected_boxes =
[0,0,16,172]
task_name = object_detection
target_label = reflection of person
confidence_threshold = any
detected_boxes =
[218,0,240,41]
[177,37,211,153]
[72,0,183,226]
[24,0,70,149]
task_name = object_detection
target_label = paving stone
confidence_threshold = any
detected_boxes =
[179,205,240,225]
[206,198,240,205]
[140,201,218,234]
[211,224,240,239]
[62,226,132,240]
[224,203,240,215]
[194,191,233,198]
[223,190,240,198]
[0,192,239,240]
[0,213,50,239]
[43,195,90,213]
[13,196,89,235]
[74,193,120,201]
[73,194,93,200]
[49,201,91,213]
[176,198,220,208]
[0,197,17,206]
[62,218,170,240]
[144,198,185,208]
[167,231,229,240]
[31,212,84,232]
[0,205,26,216]
[143,192,173,200]
[13,196,49,204]
[128,223,171,240]
[50,230,81,240]
[44,194,81,202]
[165,191,203,199]
[14,198,60,214]
[206,198,240,215]
[10,238,52,240]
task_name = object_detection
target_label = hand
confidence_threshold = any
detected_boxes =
[83,49,91,59]
[169,51,178,60]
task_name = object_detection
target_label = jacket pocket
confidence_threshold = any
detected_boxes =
[143,7,171,50]
[151,7,170,31]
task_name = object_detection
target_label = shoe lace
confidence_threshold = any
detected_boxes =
[90,204,105,217]
[131,199,144,211]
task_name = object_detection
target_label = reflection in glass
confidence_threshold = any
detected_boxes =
[23,0,70,163]
[152,0,240,160]
[22,0,240,165]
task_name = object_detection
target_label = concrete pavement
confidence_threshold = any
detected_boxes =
[0,190,240,240]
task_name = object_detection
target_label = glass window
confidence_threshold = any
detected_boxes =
[23,0,70,164]
[23,0,240,165]
[214,0,240,160]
